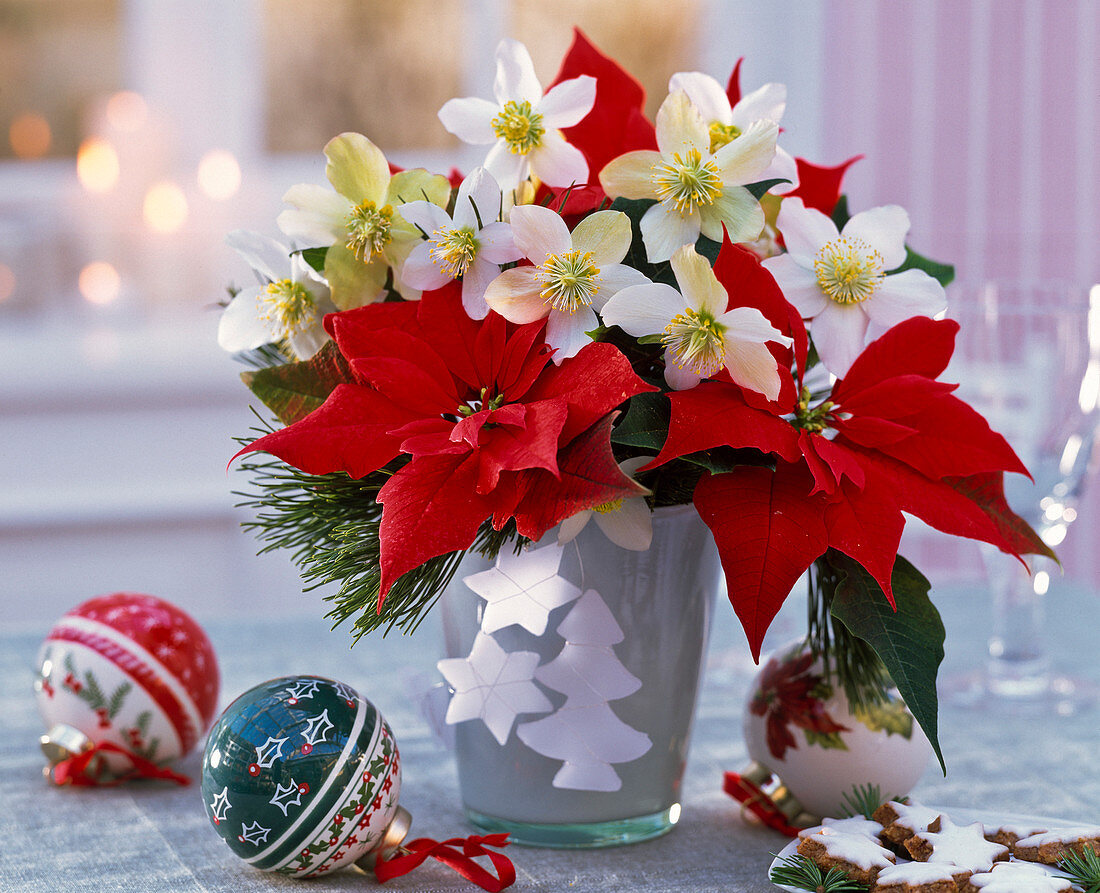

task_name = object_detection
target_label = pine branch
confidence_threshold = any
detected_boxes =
[838,783,891,820]
[768,853,868,892]
[1058,847,1100,893]
[232,433,527,642]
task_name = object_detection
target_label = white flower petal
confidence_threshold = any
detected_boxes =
[864,268,948,328]
[401,239,453,291]
[483,140,529,192]
[483,266,548,324]
[663,346,703,390]
[529,130,589,188]
[455,167,503,229]
[591,264,651,310]
[461,257,501,320]
[759,145,799,194]
[775,197,838,262]
[599,151,663,201]
[670,244,727,315]
[761,254,827,317]
[323,132,389,205]
[398,200,452,237]
[225,230,291,283]
[719,306,791,346]
[723,340,783,400]
[285,319,329,360]
[478,221,522,264]
[218,288,277,352]
[640,201,701,264]
[570,209,633,266]
[494,38,543,104]
[701,185,765,243]
[842,205,911,271]
[811,300,869,378]
[594,497,653,551]
[730,82,787,129]
[539,75,597,128]
[668,71,732,126]
[545,305,598,362]
[509,204,571,266]
[715,118,778,186]
[601,282,685,336]
[557,510,593,545]
[277,183,350,245]
[438,96,501,145]
[655,90,711,158]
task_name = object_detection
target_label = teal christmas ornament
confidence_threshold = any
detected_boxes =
[201,675,405,878]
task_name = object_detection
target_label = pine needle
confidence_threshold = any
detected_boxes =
[1057,847,1100,893]
[768,852,868,892]
[838,783,889,820]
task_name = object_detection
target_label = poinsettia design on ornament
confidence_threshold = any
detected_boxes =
[750,649,849,761]
[235,284,657,602]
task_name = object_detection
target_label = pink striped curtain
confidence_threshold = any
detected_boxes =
[815,0,1099,581]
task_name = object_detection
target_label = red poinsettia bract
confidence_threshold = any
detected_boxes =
[236,285,656,603]
[649,314,1042,660]
[750,650,850,761]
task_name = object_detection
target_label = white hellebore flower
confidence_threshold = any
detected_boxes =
[762,197,948,378]
[602,244,792,397]
[669,70,798,193]
[483,204,650,362]
[438,38,596,192]
[218,230,335,361]
[399,168,522,320]
[558,458,653,551]
[599,90,778,264]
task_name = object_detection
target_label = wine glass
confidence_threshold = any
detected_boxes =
[946,280,1100,707]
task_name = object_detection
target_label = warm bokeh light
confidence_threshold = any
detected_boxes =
[143,181,189,233]
[0,263,15,302]
[105,91,148,132]
[78,262,121,305]
[197,149,241,200]
[9,112,52,159]
[76,137,120,193]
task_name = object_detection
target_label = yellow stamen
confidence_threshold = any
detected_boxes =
[813,236,885,305]
[539,249,600,314]
[260,279,315,332]
[594,499,624,514]
[491,100,545,155]
[708,121,742,153]
[662,307,727,376]
[429,226,480,278]
[346,200,394,262]
[652,148,723,215]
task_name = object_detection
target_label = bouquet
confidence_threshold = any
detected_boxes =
[220,30,1050,766]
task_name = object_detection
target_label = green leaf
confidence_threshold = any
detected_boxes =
[680,446,773,475]
[828,552,946,773]
[889,246,956,287]
[240,340,354,425]
[852,699,914,738]
[831,194,851,230]
[745,177,791,201]
[297,247,328,273]
[694,234,721,266]
[804,729,849,751]
[609,391,669,451]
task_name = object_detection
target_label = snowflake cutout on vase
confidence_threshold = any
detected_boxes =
[517,590,651,791]
[462,540,582,635]
[437,632,553,745]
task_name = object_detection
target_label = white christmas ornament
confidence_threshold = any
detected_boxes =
[463,540,581,635]
[437,632,552,745]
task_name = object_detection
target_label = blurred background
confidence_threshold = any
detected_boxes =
[1,0,1097,630]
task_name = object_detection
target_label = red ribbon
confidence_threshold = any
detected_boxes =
[723,771,802,837]
[50,741,191,787]
[374,833,515,891]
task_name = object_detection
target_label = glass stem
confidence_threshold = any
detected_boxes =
[985,551,1051,697]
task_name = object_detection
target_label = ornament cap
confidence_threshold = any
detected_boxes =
[356,806,412,870]
[40,723,94,768]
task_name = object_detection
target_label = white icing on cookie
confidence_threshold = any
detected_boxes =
[805,827,896,870]
[1015,826,1100,847]
[881,801,942,833]
[874,861,958,884]
[967,861,1072,892]
[910,817,1009,872]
